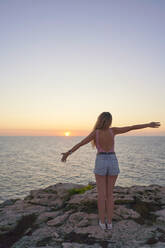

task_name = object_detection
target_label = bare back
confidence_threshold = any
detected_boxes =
[95,128,114,152]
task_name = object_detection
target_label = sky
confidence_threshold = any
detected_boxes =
[0,0,165,136]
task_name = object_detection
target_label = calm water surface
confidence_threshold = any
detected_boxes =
[0,136,165,203]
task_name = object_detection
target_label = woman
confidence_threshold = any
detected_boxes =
[61,112,160,230]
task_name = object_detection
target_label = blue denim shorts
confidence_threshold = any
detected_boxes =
[93,153,120,176]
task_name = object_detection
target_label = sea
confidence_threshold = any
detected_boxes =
[0,136,165,204]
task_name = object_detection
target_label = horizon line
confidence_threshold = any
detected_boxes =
[0,134,165,137]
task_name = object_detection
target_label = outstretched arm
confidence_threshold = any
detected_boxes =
[61,130,96,162]
[112,122,161,135]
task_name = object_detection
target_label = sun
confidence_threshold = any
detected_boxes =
[64,131,71,136]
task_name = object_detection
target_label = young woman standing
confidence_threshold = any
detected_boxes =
[61,112,160,230]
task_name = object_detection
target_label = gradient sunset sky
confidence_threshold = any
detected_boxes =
[1,0,165,136]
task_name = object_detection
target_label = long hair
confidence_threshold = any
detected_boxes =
[91,112,112,148]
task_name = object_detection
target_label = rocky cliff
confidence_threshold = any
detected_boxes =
[0,182,165,248]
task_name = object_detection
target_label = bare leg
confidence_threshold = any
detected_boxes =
[106,175,118,224]
[95,174,106,223]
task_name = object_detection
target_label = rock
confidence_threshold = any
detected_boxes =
[47,210,71,226]
[0,213,38,248]
[156,216,165,226]
[0,198,19,208]
[113,205,140,221]
[43,182,87,200]
[35,210,61,225]
[88,181,96,187]
[0,182,164,248]
[11,225,62,248]
[62,242,102,248]
[68,212,89,227]
[0,213,23,235]
[67,187,98,213]
[68,188,97,205]
[146,237,159,244]
[24,183,87,210]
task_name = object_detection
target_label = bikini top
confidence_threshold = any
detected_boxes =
[95,128,114,152]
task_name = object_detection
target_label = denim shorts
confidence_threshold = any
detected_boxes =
[93,153,120,176]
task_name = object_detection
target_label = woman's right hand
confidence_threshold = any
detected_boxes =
[148,122,161,128]
[61,152,69,162]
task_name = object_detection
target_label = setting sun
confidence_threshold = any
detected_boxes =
[64,131,71,136]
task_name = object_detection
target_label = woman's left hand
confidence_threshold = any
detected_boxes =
[61,152,69,162]
[148,122,161,128]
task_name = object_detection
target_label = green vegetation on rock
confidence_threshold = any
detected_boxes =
[68,185,93,196]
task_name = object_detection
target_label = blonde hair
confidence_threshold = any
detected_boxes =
[91,112,112,148]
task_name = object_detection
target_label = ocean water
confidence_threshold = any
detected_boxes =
[0,136,165,204]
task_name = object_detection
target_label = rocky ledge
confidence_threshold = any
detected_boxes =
[0,182,165,248]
